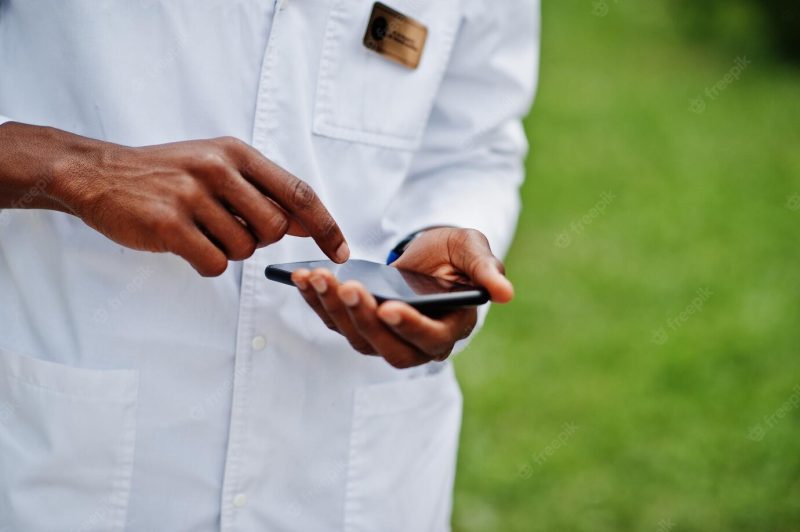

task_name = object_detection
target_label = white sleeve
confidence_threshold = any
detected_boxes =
[382,0,541,260]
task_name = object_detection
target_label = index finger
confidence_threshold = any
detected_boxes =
[233,142,349,263]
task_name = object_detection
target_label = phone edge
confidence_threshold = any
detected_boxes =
[265,263,490,309]
[265,265,295,287]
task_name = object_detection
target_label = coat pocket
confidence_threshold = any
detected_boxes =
[0,347,139,532]
[314,0,462,150]
[344,364,462,532]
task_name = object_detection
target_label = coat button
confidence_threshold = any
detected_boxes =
[251,336,266,351]
[233,493,248,508]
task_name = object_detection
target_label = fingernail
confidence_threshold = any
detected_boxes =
[381,310,402,326]
[310,276,327,294]
[294,278,308,290]
[341,288,359,307]
[335,242,350,263]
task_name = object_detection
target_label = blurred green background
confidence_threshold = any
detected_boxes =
[452,1,800,531]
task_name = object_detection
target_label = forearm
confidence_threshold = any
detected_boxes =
[0,121,100,214]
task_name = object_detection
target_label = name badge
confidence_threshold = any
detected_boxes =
[363,2,428,70]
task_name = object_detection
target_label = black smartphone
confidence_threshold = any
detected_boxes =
[265,259,489,311]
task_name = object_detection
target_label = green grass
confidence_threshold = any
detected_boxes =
[452,2,800,531]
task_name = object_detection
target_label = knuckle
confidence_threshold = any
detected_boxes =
[385,356,405,369]
[431,344,454,361]
[260,211,290,244]
[175,180,205,205]
[447,230,471,260]
[216,136,246,155]
[449,228,491,266]
[352,342,375,355]
[228,236,257,261]
[465,228,488,244]
[242,237,258,258]
[289,179,317,210]
[450,228,471,247]
[196,150,229,173]
[197,256,228,277]
[386,355,415,370]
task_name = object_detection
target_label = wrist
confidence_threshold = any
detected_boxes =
[45,127,117,217]
[387,229,428,265]
[386,225,459,265]
[387,226,456,264]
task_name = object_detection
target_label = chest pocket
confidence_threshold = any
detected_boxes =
[314,0,462,151]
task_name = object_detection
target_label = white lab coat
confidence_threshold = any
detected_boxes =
[0,0,539,530]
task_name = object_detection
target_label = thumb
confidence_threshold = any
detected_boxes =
[452,230,514,304]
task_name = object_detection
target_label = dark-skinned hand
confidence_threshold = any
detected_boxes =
[291,227,513,369]
[0,122,349,276]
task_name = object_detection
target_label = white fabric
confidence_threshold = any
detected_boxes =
[0,0,539,530]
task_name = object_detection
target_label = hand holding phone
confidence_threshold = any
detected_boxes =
[270,227,513,369]
[266,259,489,311]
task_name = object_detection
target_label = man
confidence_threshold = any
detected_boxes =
[0,1,538,530]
